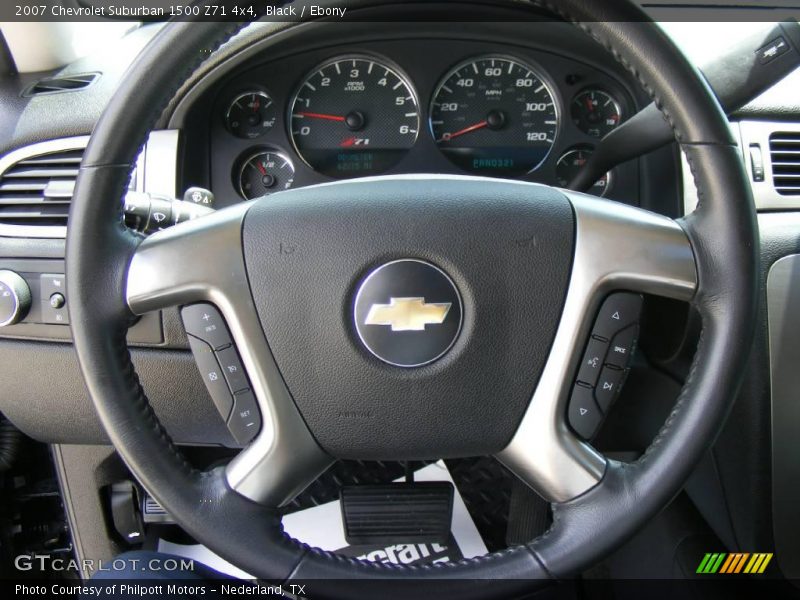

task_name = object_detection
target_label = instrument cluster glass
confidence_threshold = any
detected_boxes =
[220,51,628,201]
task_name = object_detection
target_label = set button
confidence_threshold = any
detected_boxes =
[227,390,262,445]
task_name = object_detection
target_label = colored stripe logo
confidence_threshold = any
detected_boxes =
[696,553,773,574]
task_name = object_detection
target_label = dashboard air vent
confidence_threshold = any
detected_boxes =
[0,148,82,227]
[769,132,800,196]
[25,73,99,96]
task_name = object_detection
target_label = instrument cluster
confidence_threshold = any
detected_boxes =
[208,41,636,206]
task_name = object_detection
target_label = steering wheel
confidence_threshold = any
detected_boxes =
[66,0,758,595]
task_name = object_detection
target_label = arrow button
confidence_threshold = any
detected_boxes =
[568,384,603,440]
[595,366,626,412]
[593,293,642,341]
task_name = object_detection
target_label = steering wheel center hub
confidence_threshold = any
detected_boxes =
[240,177,574,459]
[353,259,463,367]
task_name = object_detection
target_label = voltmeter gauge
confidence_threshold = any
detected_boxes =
[226,91,277,139]
[570,89,622,138]
[236,150,295,200]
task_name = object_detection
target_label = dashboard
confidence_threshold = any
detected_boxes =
[181,22,655,211]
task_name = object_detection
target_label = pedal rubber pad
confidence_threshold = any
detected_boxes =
[340,482,454,545]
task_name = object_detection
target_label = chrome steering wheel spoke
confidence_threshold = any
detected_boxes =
[497,192,698,503]
[126,203,332,507]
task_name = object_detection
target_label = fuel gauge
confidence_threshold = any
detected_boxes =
[236,150,295,200]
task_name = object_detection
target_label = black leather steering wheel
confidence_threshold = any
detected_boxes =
[66,1,758,596]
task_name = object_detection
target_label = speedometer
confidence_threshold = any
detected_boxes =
[289,56,419,178]
[430,56,559,176]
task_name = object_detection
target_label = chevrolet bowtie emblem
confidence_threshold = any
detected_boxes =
[364,297,452,332]
[354,260,462,366]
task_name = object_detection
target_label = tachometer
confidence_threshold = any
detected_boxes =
[429,55,558,176]
[289,56,419,178]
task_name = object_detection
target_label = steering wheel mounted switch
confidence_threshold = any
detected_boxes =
[181,303,261,445]
[568,292,643,440]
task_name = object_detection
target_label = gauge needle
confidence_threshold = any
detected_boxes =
[584,96,595,112]
[295,111,346,122]
[439,120,488,142]
[255,162,267,176]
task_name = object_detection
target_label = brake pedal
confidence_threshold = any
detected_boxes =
[340,482,454,545]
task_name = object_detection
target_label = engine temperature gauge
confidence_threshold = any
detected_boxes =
[556,147,611,196]
[236,150,295,200]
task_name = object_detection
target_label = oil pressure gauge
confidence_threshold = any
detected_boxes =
[226,91,277,139]
[236,150,295,200]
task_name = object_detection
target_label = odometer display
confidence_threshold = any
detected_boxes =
[289,56,419,178]
[430,56,558,176]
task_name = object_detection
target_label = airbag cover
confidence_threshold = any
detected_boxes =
[242,177,574,458]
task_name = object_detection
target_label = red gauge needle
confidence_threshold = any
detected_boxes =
[296,111,346,122]
[255,162,267,176]
[439,120,488,142]
[584,96,595,112]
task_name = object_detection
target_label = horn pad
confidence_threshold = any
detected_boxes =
[242,177,574,459]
